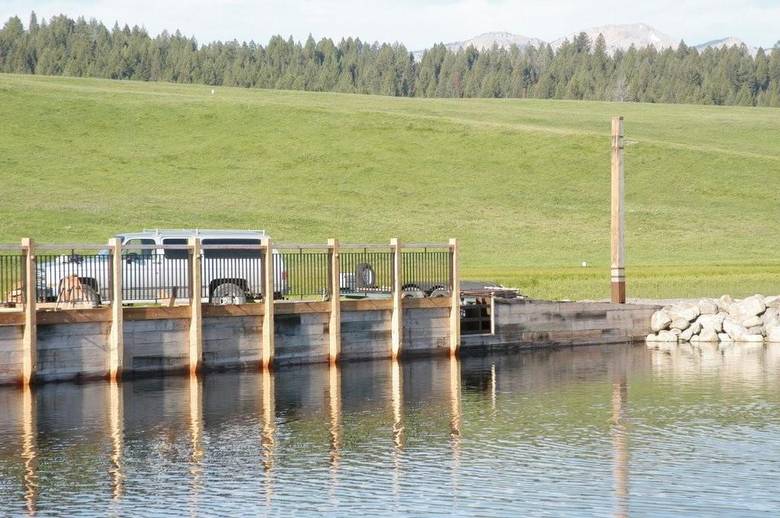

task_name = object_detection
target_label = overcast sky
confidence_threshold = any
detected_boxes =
[3,0,779,50]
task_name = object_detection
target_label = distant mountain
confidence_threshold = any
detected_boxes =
[412,31,544,60]
[444,31,545,52]
[550,23,677,53]
[413,24,761,60]
[695,37,758,56]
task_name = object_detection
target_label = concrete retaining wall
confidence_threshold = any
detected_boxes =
[461,299,658,353]
[0,325,24,384]
[0,300,656,385]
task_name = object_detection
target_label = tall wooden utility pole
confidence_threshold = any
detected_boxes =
[611,116,626,303]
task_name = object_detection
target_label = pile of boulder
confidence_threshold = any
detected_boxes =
[647,294,780,347]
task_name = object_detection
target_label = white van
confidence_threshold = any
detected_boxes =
[37,229,287,305]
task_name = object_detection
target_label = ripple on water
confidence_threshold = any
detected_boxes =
[1,343,780,516]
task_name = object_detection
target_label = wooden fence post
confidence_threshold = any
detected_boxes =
[449,238,460,355]
[390,238,402,360]
[328,238,341,364]
[261,238,275,369]
[21,238,36,385]
[108,238,124,381]
[611,116,626,304]
[188,237,202,375]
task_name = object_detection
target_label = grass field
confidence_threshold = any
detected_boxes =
[1,74,778,300]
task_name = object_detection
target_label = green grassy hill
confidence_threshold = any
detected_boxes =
[1,74,778,299]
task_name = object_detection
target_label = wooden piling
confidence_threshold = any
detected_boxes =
[188,237,203,375]
[390,238,402,360]
[328,239,341,364]
[611,116,626,304]
[21,238,36,385]
[448,238,460,355]
[108,238,124,380]
[261,238,275,369]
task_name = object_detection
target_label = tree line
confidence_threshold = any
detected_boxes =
[1,12,779,106]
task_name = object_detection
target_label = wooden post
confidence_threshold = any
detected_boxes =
[188,237,202,375]
[21,238,36,386]
[108,238,124,381]
[611,116,626,304]
[448,238,460,355]
[328,239,341,364]
[261,238,274,369]
[390,238,402,360]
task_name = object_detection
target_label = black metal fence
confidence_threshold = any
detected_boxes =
[0,241,454,307]
[122,244,191,303]
[35,252,112,304]
[401,248,452,293]
[340,248,394,295]
[0,254,24,306]
[201,245,265,302]
[279,248,329,299]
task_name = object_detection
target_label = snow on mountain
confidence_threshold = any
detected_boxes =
[412,24,760,60]
[412,31,544,60]
[551,23,678,53]
[695,37,758,55]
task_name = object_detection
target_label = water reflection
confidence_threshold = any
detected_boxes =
[611,377,629,518]
[328,363,342,502]
[21,386,37,516]
[188,374,204,514]
[108,381,123,502]
[1,343,780,516]
[259,368,275,506]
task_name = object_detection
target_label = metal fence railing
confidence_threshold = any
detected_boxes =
[34,244,113,305]
[201,244,264,303]
[401,247,452,294]
[121,244,192,303]
[278,246,330,300]
[340,246,394,296]
[0,239,455,308]
[0,254,24,306]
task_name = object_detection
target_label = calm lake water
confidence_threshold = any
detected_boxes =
[1,343,780,517]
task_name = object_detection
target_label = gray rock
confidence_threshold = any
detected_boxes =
[718,294,735,312]
[669,303,700,322]
[671,318,690,331]
[764,295,780,309]
[690,321,702,335]
[743,315,762,328]
[718,333,732,342]
[723,318,748,340]
[736,334,764,343]
[657,330,679,342]
[748,326,764,336]
[767,327,780,342]
[651,310,672,332]
[698,298,719,315]
[679,327,695,341]
[736,295,766,318]
[761,308,779,327]
[698,328,719,343]
[697,313,725,333]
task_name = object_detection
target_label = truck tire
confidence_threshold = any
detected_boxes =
[355,263,376,289]
[429,287,450,298]
[401,285,424,299]
[211,282,247,305]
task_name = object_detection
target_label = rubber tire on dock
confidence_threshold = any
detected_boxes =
[211,282,247,305]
